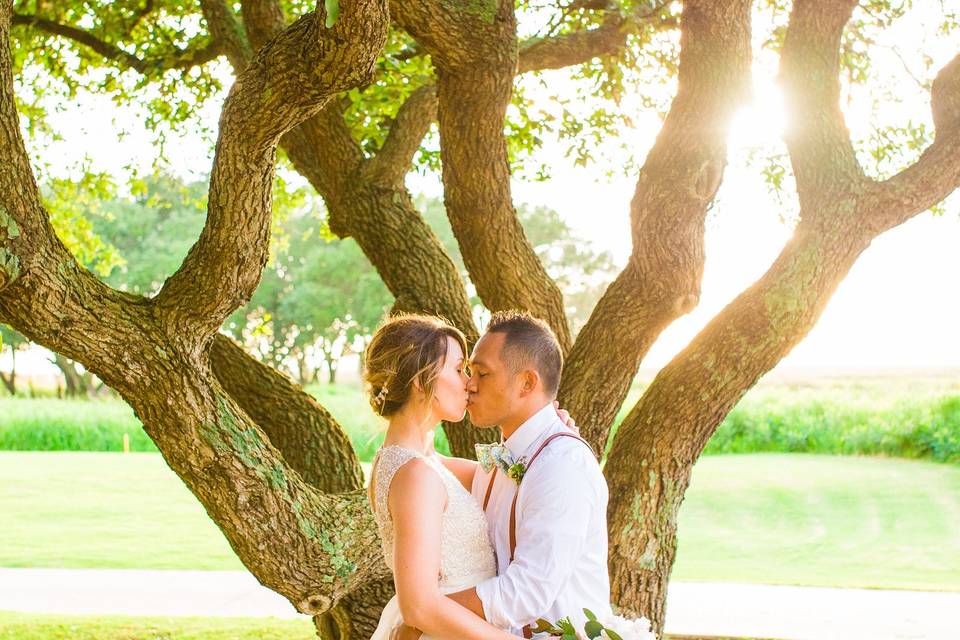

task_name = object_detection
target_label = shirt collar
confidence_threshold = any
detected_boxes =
[503,402,557,459]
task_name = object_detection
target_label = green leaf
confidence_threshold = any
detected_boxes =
[324,0,340,28]
[585,620,604,639]
[557,617,577,635]
[531,619,560,635]
[605,628,624,640]
[583,608,598,622]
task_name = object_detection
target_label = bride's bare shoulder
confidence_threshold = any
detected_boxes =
[388,457,448,518]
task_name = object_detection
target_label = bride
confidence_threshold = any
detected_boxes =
[365,314,519,639]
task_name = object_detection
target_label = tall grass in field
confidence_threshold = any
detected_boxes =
[0,398,155,452]
[2,370,958,463]
[704,394,960,462]
[607,370,960,464]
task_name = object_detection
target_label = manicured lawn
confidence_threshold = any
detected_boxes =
[0,612,751,640]
[0,612,315,640]
[2,451,959,590]
[0,452,244,570]
[671,454,960,590]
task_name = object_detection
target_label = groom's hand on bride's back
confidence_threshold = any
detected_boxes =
[389,624,422,640]
[553,400,578,433]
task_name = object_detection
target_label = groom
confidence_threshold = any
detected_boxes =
[396,310,612,638]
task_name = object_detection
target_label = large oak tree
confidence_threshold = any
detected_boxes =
[2,0,958,637]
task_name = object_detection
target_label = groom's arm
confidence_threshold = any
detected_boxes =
[468,449,598,630]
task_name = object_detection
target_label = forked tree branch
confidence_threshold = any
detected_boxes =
[153,0,389,344]
[779,0,864,202]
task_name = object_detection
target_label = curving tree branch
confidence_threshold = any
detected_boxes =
[153,1,388,345]
[779,0,864,202]
[602,3,960,633]
[1,0,394,620]
[862,53,960,233]
[560,0,752,451]
[365,84,439,186]
[518,9,626,73]
[394,0,575,352]
[11,12,224,74]
[199,0,252,69]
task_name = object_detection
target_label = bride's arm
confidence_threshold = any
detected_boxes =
[390,460,516,640]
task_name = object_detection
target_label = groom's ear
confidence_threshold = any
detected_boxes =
[518,369,541,397]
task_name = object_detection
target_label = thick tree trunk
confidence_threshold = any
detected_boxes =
[209,334,392,638]
[0,0,393,628]
[210,334,363,492]
[604,0,960,632]
[559,0,752,453]
[314,572,395,639]
[606,221,871,631]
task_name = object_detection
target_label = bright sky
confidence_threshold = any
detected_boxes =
[6,3,959,376]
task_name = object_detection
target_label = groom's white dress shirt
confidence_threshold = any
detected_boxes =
[471,402,612,634]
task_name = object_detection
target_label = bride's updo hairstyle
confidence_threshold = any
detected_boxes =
[364,314,468,418]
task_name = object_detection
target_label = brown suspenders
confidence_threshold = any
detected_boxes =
[481,431,596,638]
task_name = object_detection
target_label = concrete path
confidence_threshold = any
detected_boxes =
[1,568,957,639]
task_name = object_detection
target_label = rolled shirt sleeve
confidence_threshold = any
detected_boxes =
[475,447,598,630]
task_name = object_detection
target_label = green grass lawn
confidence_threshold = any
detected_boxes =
[0,612,745,640]
[671,454,960,590]
[2,451,959,590]
[0,612,316,640]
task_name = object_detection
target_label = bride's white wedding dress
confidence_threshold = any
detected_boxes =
[369,445,499,640]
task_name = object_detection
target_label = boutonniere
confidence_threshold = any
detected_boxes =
[476,444,529,485]
[505,456,528,484]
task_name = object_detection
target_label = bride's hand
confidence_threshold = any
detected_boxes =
[554,400,579,434]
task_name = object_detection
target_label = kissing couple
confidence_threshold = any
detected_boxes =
[366,310,611,639]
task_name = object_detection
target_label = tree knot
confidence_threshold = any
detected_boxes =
[298,593,334,615]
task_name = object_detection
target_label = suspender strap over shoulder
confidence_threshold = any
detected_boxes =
[480,430,596,639]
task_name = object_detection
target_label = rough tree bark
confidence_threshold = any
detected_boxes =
[7,0,960,637]
[559,0,753,452]
[604,0,960,631]
[0,0,393,633]
[393,0,574,353]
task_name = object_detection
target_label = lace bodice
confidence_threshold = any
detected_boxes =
[371,445,496,589]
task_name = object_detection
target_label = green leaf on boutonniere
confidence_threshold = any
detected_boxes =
[557,617,577,635]
[584,620,604,638]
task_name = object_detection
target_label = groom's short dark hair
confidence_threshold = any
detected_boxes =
[486,310,563,397]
